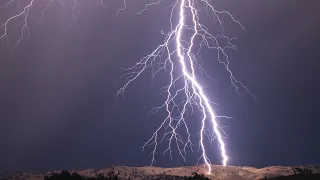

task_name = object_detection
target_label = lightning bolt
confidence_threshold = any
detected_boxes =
[1,0,254,174]
[117,0,254,174]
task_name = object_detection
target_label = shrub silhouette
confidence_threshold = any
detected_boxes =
[265,174,320,180]
[42,170,216,180]
[262,168,320,180]
[152,172,209,180]
[293,167,313,175]
[184,172,209,180]
[44,171,85,180]
[44,170,120,180]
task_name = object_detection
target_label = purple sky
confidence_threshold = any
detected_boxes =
[0,0,319,173]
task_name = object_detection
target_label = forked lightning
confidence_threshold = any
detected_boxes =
[0,0,253,174]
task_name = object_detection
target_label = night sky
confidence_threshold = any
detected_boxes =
[0,0,320,173]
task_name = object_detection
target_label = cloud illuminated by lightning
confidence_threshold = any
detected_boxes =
[0,0,254,174]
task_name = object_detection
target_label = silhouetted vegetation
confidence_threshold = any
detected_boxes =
[44,170,120,180]
[43,170,209,180]
[44,171,84,180]
[151,172,208,180]
[293,167,313,175]
[184,172,209,180]
[151,174,185,180]
[262,168,320,180]
[266,174,320,180]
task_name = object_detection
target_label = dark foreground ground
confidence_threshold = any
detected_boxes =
[2,165,320,180]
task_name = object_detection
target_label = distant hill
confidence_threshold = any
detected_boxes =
[2,165,320,180]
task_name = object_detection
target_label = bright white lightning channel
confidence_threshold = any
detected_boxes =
[0,0,254,174]
[118,0,254,174]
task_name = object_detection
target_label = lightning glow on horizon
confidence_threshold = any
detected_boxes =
[0,0,254,174]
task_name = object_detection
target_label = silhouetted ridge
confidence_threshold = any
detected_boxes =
[44,170,209,180]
